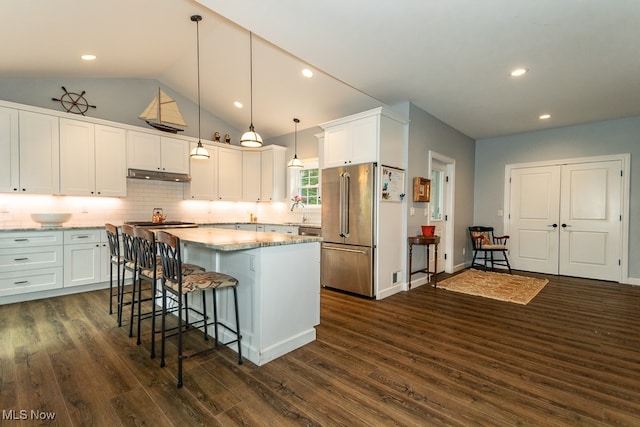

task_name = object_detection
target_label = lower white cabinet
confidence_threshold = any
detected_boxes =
[0,230,63,296]
[63,229,103,288]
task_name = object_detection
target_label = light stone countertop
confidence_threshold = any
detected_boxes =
[0,222,321,233]
[163,227,322,251]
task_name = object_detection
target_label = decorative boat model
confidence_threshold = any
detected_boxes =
[139,88,186,133]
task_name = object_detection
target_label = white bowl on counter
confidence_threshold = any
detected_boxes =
[30,213,72,228]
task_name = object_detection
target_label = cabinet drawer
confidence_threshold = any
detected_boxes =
[0,267,63,296]
[64,229,102,244]
[0,246,63,272]
[0,231,63,248]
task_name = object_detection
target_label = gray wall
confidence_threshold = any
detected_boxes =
[405,102,476,268]
[475,115,640,279]
[0,77,241,142]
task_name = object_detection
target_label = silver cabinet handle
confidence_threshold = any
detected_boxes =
[14,257,29,261]
[14,280,29,285]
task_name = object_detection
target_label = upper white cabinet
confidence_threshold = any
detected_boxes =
[217,146,243,201]
[320,107,407,169]
[0,106,19,193]
[60,119,127,197]
[127,130,189,174]
[242,150,262,201]
[18,110,60,194]
[261,145,287,201]
[187,142,219,200]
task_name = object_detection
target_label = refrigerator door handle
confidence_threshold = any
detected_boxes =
[322,246,367,255]
[340,172,350,238]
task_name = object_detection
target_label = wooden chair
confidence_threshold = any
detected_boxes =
[156,230,242,387]
[468,226,512,273]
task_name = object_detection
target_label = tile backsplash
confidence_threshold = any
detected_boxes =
[0,180,320,229]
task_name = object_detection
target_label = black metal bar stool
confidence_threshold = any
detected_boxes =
[105,223,124,320]
[156,230,242,388]
[134,227,204,357]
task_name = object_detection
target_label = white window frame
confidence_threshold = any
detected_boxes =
[288,157,321,209]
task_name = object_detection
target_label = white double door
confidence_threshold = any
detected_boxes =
[508,159,623,281]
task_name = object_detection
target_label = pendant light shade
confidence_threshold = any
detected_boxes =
[240,32,263,147]
[190,14,210,159]
[288,118,303,168]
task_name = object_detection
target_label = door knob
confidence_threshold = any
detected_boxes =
[547,223,558,228]
[561,223,571,228]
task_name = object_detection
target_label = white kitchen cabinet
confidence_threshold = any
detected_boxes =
[127,130,189,174]
[235,224,257,231]
[95,125,127,197]
[18,110,60,194]
[242,151,262,201]
[322,115,377,168]
[261,145,287,201]
[217,146,243,201]
[263,225,298,234]
[0,106,19,193]
[187,142,218,200]
[63,229,102,288]
[0,230,63,297]
[59,119,127,197]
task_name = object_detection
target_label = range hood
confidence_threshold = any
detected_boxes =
[127,168,191,182]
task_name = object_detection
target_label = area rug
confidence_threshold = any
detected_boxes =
[437,269,548,305]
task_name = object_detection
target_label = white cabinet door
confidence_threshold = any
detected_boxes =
[218,147,242,200]
[323,126,350,168]
[261,146,286,201]
[95,125,127,197]
[60,118,96,195]
[242,151,261,201]
[349,115,378,165]
[18,111,60,194]
[188,142,218,200]
[64,229,102,287]
[127,130,162,171]
[0,106,19,193]
[160,136,189,173]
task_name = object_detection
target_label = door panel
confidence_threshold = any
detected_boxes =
[509,166,560,274]
[559,161,621,280]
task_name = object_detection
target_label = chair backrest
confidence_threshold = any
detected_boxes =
[468,226,493,249]
[134,226,157,271]
[156,231,182,288]
[121,224,137,264]
[105,223,120,259]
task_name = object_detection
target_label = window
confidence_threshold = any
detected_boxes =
[289,158,321,207]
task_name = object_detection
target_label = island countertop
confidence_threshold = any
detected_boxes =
[163,227,322,251]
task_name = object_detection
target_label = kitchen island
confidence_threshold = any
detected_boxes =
[165,227,322,366]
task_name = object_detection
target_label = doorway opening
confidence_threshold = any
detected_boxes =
[429,151,455,274]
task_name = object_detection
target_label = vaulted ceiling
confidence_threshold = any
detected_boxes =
[2,0,639,140]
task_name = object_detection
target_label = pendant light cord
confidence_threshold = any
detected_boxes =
[195,16,202,142]
[249,32,254,129]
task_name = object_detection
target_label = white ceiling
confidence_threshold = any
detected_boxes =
[2,0,639,140]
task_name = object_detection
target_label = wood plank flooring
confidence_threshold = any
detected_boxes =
[1,271,639,426]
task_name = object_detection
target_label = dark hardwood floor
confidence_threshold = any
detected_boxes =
[1,271,639,426]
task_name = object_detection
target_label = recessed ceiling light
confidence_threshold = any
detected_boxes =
[234,101,243,108]
[81,54,96,61]
[510,68,528,77]
[539,114,551,120]
[302,68,314,78]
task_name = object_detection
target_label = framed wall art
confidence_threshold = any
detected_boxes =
[413,177,431,202]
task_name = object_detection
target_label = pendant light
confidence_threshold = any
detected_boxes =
[190,14,210,159]
[240,32,263,147]
[287,118,303,168]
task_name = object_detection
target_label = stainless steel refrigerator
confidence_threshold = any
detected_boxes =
[321,162,376,297]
